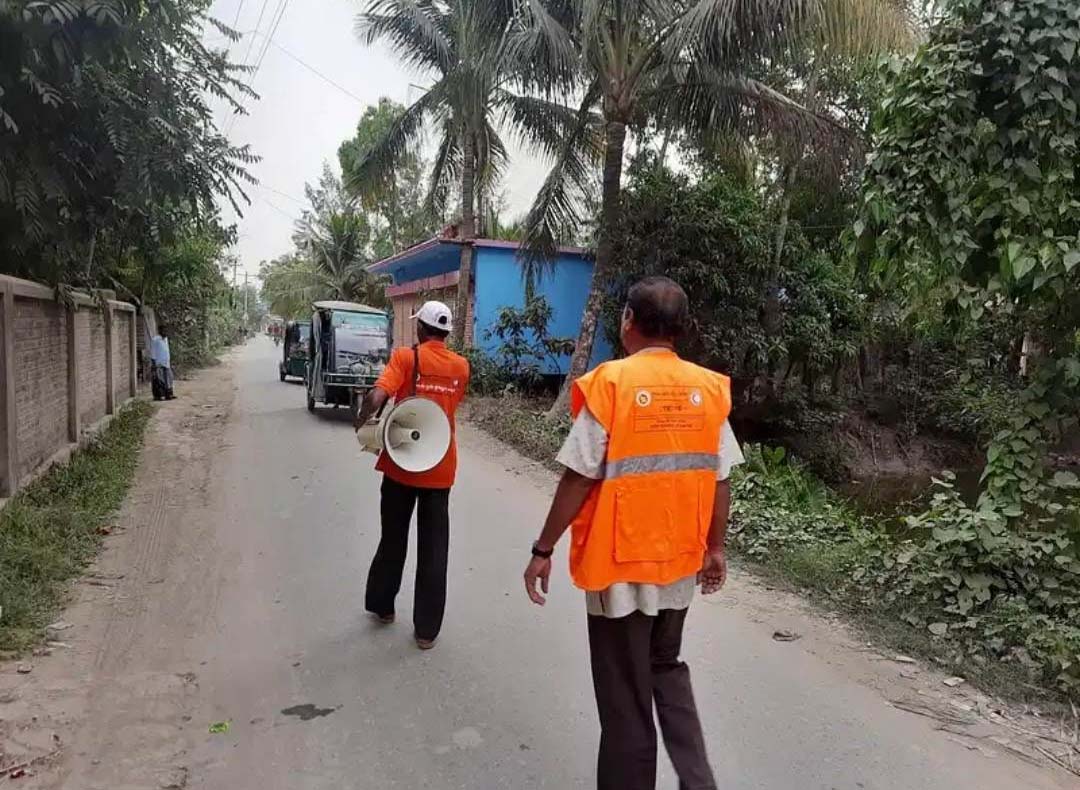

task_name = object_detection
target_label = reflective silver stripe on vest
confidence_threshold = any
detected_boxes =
[604,452,719,480]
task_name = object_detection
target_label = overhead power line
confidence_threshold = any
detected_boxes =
[225,0,272,136]
[210,29,368,108]
[252,0,289,78]
[231,0,245,28]
[257,183,307,206]
[225,0,292,139]
[269,40,366,105]
[238,0,271,72]
[262,198,300,223]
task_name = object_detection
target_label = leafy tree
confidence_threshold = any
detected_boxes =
[859,0,1080,512]
[352,0,594,347]
[113,228,240,369]
[338,97,435,258]
[769,0,917,267]
[519,0,850,416]
[603,163,863,411]
[0,0,256,285]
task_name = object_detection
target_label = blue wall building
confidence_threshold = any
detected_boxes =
[369,237,613,375]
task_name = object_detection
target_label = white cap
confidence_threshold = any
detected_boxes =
[411,300,454,333]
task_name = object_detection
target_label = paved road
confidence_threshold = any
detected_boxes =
[21,338,1072,789]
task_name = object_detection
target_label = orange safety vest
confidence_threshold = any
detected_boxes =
[568,349,731,591]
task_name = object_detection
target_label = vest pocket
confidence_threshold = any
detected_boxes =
[613,478,677,563]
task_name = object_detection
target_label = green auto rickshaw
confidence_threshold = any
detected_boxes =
[305,301,391,413]
[279,320,311,382]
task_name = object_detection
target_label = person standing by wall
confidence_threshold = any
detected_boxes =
[523,276,743,790]
[354,301,471,650]
[150,324,175,401]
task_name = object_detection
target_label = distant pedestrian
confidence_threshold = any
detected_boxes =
[150,324,175,401]
[524,276,743,790]
[354,301,471,650]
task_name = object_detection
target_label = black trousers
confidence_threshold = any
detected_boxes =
[151,366,174,400]
[588,608,717,790]
[364,476,450,641]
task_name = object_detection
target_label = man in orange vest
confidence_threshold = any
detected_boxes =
[524,276,743,790]
[355,301,470,650]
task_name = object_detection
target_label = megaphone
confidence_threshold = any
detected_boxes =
[356,397,452,473]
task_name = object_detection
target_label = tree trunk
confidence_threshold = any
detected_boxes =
[546,121,627,419]
[772,161,799,270]
[387,180,400,250]
[452,131,476,348]
[766,65,818,396]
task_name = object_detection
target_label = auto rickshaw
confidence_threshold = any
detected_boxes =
[305,301,391,413]
[279,320,311,382]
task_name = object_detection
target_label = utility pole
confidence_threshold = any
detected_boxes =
[232,259,238,308]
[243,272,250,335]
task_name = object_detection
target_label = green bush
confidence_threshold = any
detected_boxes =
[868,475,1080,692]
[461,348,512,397]
[729,445,863,559]
[730,444,1080,698]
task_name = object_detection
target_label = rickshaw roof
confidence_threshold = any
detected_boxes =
[313,300,386,315]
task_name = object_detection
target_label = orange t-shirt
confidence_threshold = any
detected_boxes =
[374,340,470,489]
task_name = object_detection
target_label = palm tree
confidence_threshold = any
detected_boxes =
[262,206,388,317]
[352,0,596,347]
[520,0,912,416]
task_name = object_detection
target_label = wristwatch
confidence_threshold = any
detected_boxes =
[531,541,554,559]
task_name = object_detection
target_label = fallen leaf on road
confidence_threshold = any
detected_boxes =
[943,676,966,688]
[16,663,32,674]
[208,721,231,734]
[772,629,802,642]
[892,655,917,664]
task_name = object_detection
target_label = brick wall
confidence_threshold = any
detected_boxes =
[80,311,108,427]
[115,312,132,404]
[13,297,69,482]
[0,276,137,496]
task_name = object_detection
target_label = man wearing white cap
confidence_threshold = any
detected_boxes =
[354,300,471,649]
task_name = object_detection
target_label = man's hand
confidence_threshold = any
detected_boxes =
[354,387,389,430]
[524,556,552,605]
[699,548,727,595]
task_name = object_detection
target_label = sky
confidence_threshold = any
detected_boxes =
[205,0,549,280]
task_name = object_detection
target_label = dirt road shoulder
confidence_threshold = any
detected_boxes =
[0,354,239,789]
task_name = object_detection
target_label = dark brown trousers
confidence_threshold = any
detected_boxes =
[587,608,717,790]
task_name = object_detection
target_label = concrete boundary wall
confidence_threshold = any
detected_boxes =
[0,274,138,497]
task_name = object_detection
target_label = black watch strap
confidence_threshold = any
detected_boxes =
[531,541,554,559]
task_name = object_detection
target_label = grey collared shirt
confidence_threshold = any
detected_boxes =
[556,406,743,619]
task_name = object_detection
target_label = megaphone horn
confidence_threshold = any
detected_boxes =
[356,397,451,473]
